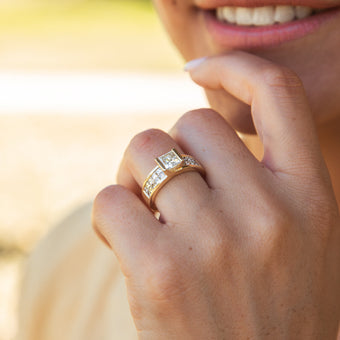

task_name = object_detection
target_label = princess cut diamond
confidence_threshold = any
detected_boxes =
[157,149,182,170]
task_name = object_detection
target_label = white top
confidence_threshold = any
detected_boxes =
[16,202,137,340]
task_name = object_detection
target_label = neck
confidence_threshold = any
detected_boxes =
[241,117,340,210]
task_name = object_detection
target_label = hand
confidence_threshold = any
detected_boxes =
[93,51,340,339]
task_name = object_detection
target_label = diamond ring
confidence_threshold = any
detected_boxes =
[142,148,205,212]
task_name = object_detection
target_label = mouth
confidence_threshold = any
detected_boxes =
[199,1,340,49]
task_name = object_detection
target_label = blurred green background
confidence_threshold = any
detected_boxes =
[0,0,182,71]
[0,1,190,339]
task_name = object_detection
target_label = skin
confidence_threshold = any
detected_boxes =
[93,1,340,339]
[153,0,340,134]
[152,0,340,206]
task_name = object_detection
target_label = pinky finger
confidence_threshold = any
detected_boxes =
[92,185,162,277]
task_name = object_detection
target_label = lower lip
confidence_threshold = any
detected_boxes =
[203,7,340,49]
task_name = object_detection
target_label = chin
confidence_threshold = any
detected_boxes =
[205,89,257,135]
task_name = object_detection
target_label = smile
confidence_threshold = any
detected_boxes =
[215,5,323,26]
[199,1,340,49]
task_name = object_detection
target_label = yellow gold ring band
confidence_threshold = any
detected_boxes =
[142,148,205,212]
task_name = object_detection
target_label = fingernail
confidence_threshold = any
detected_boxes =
[184,57,207,72]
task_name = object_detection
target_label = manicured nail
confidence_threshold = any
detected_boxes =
[184,57,207,72]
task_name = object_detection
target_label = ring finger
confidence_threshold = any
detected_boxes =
[117,128,211,222]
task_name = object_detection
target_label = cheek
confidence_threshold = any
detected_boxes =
[153,0,211,61]
[155,1,191,53]
[153,0,186,31]
[300,39,340,125]
[305,70,340,126]
[255,19,340,126]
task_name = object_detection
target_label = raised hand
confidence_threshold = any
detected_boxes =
[93,51,340,339]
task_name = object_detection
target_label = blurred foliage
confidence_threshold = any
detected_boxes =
[0,0,153,32]
[0,0,182,70]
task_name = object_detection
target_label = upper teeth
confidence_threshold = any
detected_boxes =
[216,5,314,26]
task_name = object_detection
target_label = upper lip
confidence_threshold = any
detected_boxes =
[195,0,340,9]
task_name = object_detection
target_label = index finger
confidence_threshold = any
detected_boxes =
[185,51,327,182]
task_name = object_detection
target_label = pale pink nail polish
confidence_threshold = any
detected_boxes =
[184,57,207,72]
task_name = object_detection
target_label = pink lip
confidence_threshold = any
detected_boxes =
[203,7,340,49]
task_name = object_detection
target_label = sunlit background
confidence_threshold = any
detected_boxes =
[0,0,207,338]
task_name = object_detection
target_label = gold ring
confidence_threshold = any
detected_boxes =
[142,148,205,212]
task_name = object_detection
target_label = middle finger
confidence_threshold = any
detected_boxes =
[170,108,263,190]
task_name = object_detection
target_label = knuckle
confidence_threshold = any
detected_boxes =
[174,108,220,132]
[92,184,129,233]
[261,65,303,89]
[93,184,128,214]
[128,128,167,155]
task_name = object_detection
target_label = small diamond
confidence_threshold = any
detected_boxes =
[143,187,151,198]
[152,168,167,185]
[154,176,162,185]
[156,169,167,181]
[155,168,163,176]
[185,157,199,166]
[149,180,157,189]
[159,172,166,180]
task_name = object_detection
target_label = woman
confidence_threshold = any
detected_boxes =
[17,1,340,339]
